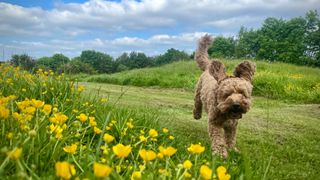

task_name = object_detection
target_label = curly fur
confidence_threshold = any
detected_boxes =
[193,35,256,158]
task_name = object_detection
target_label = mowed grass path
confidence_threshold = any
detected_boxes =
[84,82,320,179]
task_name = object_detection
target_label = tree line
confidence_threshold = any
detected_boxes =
[10,48,190,74]
[9,10,320,73]
[209,10,320,67]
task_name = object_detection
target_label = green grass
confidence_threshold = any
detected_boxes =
[84,82,320,179]
[77,60,320,103]
[0,64,246,179]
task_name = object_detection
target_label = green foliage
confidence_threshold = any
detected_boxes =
[79,50,114,73]
[10,54,35,71]
[82,60,320,103]
[115,52,154,71]
[208,36,236,58]
[305,10,320,65]
[235,27,260,58]
[58,59,96,74]
[155,48,190,66]
[209,10,320,67]
[36,54,70,71]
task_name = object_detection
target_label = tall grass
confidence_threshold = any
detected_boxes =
[81,60,320,103]
[0,64,245,179]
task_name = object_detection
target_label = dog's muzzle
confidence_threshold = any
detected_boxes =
[229,103,244,119]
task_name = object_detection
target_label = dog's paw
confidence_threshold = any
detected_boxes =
[212,148,228,159]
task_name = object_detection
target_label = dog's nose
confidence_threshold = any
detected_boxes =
[232,103,241,110]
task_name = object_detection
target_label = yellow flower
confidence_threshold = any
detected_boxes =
[89,117,97,127]
[183,160,193,169]
[6,132,13,140]
[169,135,174,140]
[158,146,177,157]
[157,152,164,159]
[139,149,156,161]
[200,165,212,180]
[162,128,169,133]
[21,88,26,92]
[184,172,192,178]
[0,106,10,119]
[77,85,85,93]
[50,113,68,125]
[63,144,77,154]
[112,144,132,158]
[149,129,158,138]
[24,106,36,115]
[93,162,112,178]
[100,98,108,103]
[103,133,115,143]
[55,161,76,180]
[158,168,169,176]
[7,148,22,160]
[94,127,102,134]
[187,144,205,154]
[216,166,231,180]
[31,99,44,108]
[77,113,88,122]
[127,122,134,128]
[139,164,145,171]
[131,171,141,180]
[42,104,52,115]
[139,135,147,142]
[12,112,22,120]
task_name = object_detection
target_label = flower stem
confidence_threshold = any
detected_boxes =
[72,154,84,172]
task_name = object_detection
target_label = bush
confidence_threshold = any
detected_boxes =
[10,54,35,71]
[58,59,96,74]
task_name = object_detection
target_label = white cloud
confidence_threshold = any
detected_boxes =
[1,32,211,59]
[0,0,319,59]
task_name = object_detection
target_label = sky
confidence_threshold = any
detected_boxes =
[0,0,319,60]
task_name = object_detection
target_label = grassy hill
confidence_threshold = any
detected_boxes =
[77,60,320,103]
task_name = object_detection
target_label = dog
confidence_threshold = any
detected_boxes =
[193,35,256,158]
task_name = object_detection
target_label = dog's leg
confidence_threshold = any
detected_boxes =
[223,120,239,152]
[193,80,202,120]
[208,123,228,158]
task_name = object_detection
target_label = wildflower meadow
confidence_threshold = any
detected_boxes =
[0,64,234,179]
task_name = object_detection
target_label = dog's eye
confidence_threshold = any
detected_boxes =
[239,90,248,97]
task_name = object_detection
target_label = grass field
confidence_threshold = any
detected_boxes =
[75,60,320,103]
[1,62,320,179]
[84,82,320,179]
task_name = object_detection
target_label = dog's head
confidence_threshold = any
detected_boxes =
[209,60,256,119]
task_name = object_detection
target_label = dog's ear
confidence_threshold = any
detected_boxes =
[233,61,256,82]
[208,60,227,82]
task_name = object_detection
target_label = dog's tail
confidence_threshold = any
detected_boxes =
[195,34,213,71]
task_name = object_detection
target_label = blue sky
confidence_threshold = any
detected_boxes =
[0,0,319,60]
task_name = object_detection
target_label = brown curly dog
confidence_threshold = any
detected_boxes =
[193,35,256,158]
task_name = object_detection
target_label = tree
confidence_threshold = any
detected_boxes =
[236,27,260,58]
[155,48,189,66]
[36,54,70,71]
[305,10,320,66]
[115,52,153,71]
[58,58,96,74]
[10,54,35,71]
[208,36,236,58]
[79,50,114,73]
